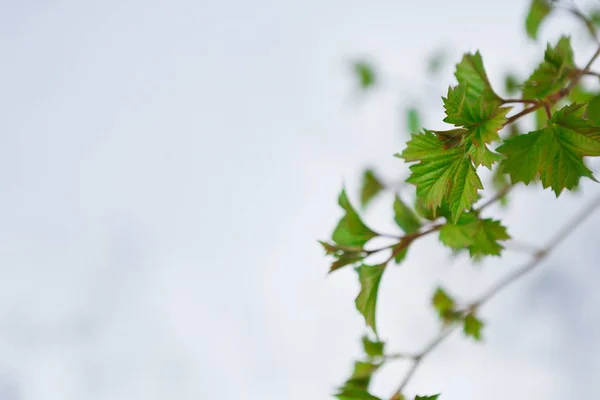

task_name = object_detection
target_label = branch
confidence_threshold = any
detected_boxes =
[389,194,600,399]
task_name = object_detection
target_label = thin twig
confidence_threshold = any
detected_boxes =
[389,194,600,399]
[476,185,513,212]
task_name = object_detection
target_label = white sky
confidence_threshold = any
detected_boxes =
[1,0,600,399]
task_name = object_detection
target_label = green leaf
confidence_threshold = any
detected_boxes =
[415,395,440,400]
[407,107,421,134]
[393,195,422,234]
[587,95,600,126]
[454,52,501,102]
[439,213,510,257]
[442,84,511,149]
[523,36,574,99]
[360,169,385,209]
[336,389,381,400]
[463,313,484,341]
[432,287,458,322]
[320,241,366,273]
[333,189,378,247]
[354,61,376,89]
[336,361,382,400]
[398,131,483,223]
[356,264,386,334]
[467,142,504,170]
[362,336,385,358]
[504,73,521,95]
[525,0,553,40]
[497,103,600,195]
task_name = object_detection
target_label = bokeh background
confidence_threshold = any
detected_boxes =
[2,0,600,399]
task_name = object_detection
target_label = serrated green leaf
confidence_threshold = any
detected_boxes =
[467,142,504,170]
[498,103,600,195]
[523,36,574,99]
[356,264,386,334]
[587,96,600,126]
[398,131,483,223]
[354,61,376,89]
[454,52,500,102]
[362,336,385,358]
[333,189,378,247]
[463,313,484,341]
[415,395,440,400]
[439,213,510,257]
[360,169,385,209]
[407,107,421,134]
[525,0,553,40]
[442,84,511,150]
[393,196,422,234]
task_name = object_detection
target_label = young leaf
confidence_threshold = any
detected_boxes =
[360,169,385,209]
[497,103,600,195]
[320,241,366,273]
[432,287,458,322]
[454,52,501,102]
[356,264,386,334]
[398,131,483,223]
[362,336,385,358]
[523,36,574,99]
[463,313,484,341]
[587,95,600,126]
[393,195,422,234]
[333,189,378,247]
[439,213,510,257]
[336,361,382,400]
[407,107,421,134]
[354,61,376,89]
[442,84,511,150]
[525,0,553,40]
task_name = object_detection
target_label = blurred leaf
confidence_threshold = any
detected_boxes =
[360,169,385,209]
[587,95,600,125]
[356,264,386,334]
[463,313,484,341]
[591,9,600,26]
[319,241,366,273]
[353,61,376,89]
[432,287,460,323]
[569,84,598,103]
[504,73,520,95]
[362,336,385,358]
[427,50,446,75]
[335,361,382,400]
[525,0,553,40]
[393,195,422,234]
[439,212,510,257]
[415,395,440,400]
[333,189,378,247]
[406,108,421,134]
[535,106,548,130]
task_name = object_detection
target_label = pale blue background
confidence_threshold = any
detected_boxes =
[1,0,599,399]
